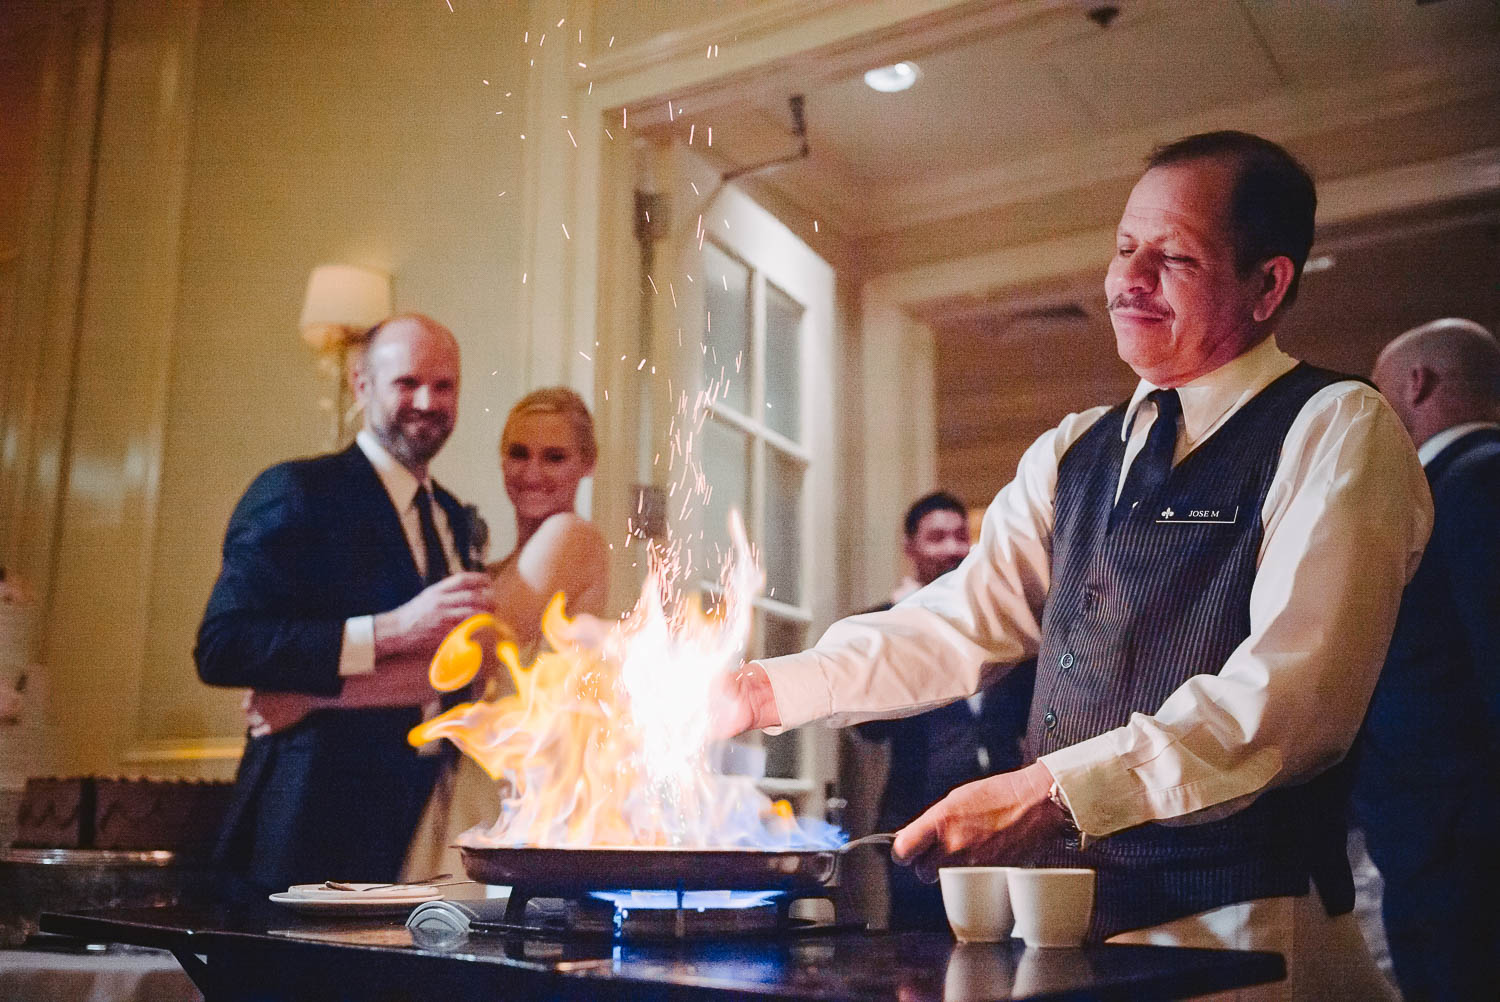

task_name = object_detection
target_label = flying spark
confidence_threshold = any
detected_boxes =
[647,274,659,294]
[561,222,571,239]
[567,129,578,147]
[689,124,695,145]
[579,351,592,361]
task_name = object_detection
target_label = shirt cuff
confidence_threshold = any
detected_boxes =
[338,616,376,677]
[756,652,834,733]
[1039,732,1147,839]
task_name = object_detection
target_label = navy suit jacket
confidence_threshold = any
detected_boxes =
[196,444,480,890]
[1356,426,1500,800]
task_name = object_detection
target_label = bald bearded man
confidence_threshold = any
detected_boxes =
[197,314,494,890]
[1356,318,1500,1002]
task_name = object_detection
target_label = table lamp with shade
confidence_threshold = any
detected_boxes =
[298,263,392,447]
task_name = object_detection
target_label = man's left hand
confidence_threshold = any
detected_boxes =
[893,762,1067,882]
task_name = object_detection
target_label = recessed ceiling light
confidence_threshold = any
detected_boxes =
[864,61,921,93]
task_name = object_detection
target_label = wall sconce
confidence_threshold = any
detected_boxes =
[298,263,392,447]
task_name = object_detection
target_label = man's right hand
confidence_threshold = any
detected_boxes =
[374,572,496,660]
[709,661,781,738]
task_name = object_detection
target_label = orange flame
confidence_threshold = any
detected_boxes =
[408,512,838,850]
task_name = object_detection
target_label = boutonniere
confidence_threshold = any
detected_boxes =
[462,505,490,568]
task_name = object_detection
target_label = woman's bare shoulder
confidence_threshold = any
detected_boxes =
[512,513,608,586]
[527,512,606,554]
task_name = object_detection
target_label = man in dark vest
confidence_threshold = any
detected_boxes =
[1354,318,1500,1002]
[197,314,494,891]
[719,132,1429,1000]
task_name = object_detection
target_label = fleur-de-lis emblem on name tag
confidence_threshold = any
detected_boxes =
[1161,507,1175,519]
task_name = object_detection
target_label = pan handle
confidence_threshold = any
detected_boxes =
[837,832,897,853]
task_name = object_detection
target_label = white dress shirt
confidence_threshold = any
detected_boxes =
[337,430,461,677]
[759,336,1432,841]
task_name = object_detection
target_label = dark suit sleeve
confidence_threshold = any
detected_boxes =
[1433,449,1500,733]
[194,464,347,695]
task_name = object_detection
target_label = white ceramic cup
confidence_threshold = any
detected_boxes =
[938,866,1014,942]
[1006,867,1094,948]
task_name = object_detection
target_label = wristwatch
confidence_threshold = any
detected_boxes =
[1048,780,1089,851]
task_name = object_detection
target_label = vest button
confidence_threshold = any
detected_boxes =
[1043,709,1058,730]
[1059,652,1074,670]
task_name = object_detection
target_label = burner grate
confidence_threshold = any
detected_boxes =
[468,885,861,943]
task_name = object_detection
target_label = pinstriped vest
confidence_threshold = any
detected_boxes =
[1025,362,1360,941]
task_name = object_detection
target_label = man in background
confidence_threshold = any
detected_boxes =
[196,314,493,890]
[1355,317,1500,1001]
[855,491,1035,930]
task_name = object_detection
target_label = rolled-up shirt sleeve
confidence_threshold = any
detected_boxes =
[759,405,1111,731]
[1041,385,1432,837]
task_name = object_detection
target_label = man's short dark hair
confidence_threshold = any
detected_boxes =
[1147,130,1317,307]
[904,491,967,539]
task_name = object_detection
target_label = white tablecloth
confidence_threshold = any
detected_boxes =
[0,944,200,1002]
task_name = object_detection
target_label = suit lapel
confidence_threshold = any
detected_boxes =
[432,484,478,571]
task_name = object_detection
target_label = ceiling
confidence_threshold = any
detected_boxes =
[642,0,1500,507]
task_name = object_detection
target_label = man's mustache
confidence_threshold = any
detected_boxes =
[1107,294,1168,316]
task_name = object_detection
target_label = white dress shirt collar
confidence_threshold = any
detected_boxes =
[356,428,431,513]
[1121,335,1298,449]
[1417,421,1500,467]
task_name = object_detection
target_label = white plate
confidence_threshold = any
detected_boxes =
[285,883,442,899]
[269,886,442,915]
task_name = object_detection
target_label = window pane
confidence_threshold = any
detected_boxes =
[696,416,750,581]
[762,612,806,658]
[764,447,803,606]
[764,282,803,441]
[701,241,750,415]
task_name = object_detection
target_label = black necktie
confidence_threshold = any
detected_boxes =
[412,485,450,585]
[1110,388,1182,531]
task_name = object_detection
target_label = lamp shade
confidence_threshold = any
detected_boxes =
[299,264,392,331]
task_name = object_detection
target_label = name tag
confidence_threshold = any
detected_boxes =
[1155,504,1239,525]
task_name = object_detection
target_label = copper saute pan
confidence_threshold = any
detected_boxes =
[459,833,895,895]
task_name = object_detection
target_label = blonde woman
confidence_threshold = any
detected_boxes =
[402,387,608,880]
